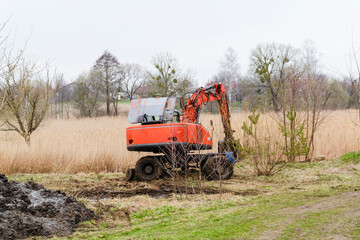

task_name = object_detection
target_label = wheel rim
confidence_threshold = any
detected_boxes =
[217,166,225,175]
[143,163,154,175]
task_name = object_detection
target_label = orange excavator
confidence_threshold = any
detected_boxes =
[126,83,239,181]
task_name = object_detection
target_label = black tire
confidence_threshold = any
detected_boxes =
[124,168,135,182]
[135,156,162,181]
[201,155,233,180]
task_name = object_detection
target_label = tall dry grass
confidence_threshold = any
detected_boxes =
[0,116,143,174]
[0,110,359,174]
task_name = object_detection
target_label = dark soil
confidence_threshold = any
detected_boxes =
[0,174,94,240]
[73,182,259,199]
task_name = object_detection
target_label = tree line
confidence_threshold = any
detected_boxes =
[210,42,356,112]
[1,18,360,146]
[55,51,195,118]
[53,40,359,119]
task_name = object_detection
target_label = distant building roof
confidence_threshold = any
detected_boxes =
[135,85,152,94]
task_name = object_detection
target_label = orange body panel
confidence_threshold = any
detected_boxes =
[126,123,213,152]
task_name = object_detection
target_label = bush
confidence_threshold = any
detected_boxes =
[339,152,360,164]
[241,111,285,176]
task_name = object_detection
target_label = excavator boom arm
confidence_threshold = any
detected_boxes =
[181,83,237,155]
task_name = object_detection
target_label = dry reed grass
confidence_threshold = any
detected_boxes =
[0,110,359,174]
[0,116,143,174]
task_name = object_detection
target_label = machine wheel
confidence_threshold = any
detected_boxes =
[201,155,233,180]
[135,156,162,181]
[124,168,135,182]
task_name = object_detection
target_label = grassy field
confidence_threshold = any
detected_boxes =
[1,110,360,174]
[9,153,360,239]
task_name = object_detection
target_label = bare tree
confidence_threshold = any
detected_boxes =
[326,79,349,109]
[0,18,14,122]
[250,43,278,111]
[72,72,102,118]
[251,43,299,112]
[347,37,360,122]
[93,51,121,116]
[120,63,145,100]
[0,58,59,145]
[0,23,29,133]
[0,75,6,120]
[236,76,260,111]
[51,74,67,119]
[0,87,5,113]
[176,69,196,96]
[149,52,194,97]
[301,41,331,160]
[212,47,241,107]
[251,43,314,162]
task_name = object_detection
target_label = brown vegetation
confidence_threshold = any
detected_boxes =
[0,110,359,175]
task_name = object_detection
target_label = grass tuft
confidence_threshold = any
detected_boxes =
[339,151,360,164]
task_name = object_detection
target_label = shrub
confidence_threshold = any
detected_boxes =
[339,152,360,164]
[241,111,285,176]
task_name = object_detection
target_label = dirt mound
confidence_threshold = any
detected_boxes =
[0,174,94,240]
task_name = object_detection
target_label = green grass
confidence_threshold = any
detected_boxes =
[118,100,131,103]
[286,161,320,170]
[339,151,360,164]
[70,187,358,240]
[280,208,344,239]
[355,224,360,238]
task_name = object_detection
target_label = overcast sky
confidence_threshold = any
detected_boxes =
[2,0,360,85]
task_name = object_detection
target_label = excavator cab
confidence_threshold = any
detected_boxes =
[128,97,180,125]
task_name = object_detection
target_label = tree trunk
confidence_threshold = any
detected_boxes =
[282,109,288,162]
[106,87,110,116]
[24,134,31,146]
[113,98,118,116]
[290,113,295,162]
